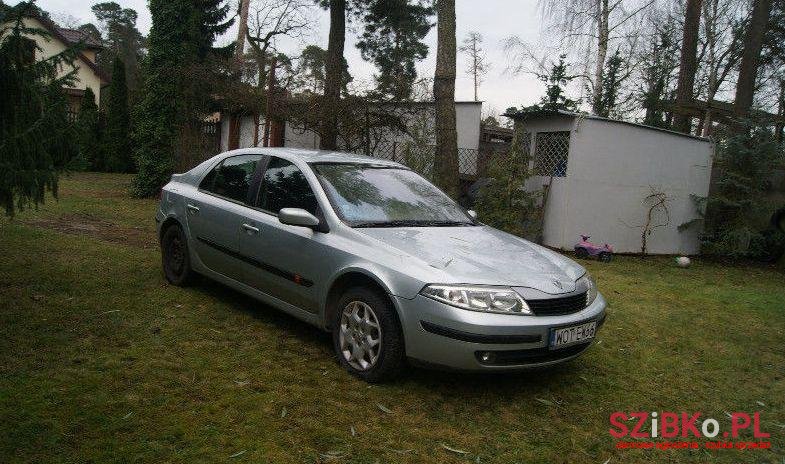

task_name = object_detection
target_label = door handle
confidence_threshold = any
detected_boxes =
[242,223,260,234]
[186,204,200,214]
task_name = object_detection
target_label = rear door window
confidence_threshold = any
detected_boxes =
[200,155,262,203]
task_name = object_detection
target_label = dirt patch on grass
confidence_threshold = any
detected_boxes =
[24,213,155,249]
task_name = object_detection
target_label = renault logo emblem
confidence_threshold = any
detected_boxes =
[552,279,563,290]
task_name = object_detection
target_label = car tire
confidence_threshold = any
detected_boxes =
[332,286,406,383]
[161,224,194,286]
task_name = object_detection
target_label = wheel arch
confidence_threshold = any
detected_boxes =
[159,216,183,242]
[322,268,399,331]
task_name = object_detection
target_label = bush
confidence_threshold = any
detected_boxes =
[701,124,784,260]
[475,125,543,239]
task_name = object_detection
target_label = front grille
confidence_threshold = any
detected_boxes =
[526,292,587,316]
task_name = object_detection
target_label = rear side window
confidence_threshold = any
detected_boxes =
[200,155,261,203]
[257,157,318,215]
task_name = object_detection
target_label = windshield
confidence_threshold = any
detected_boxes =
[313,163,475,227]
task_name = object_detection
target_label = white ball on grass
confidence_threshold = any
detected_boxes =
[675,256,691,268]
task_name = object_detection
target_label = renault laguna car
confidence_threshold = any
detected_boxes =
[156,148,607,381]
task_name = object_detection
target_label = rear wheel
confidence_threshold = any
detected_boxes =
[575,247,589,259]
[161,224,194,286]
[332,287,405,383]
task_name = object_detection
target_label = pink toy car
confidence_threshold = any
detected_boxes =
[574,235,613,262]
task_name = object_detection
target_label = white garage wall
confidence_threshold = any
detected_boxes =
[520,116,576,250]
[560,118,713,254]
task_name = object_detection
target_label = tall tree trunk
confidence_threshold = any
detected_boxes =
[776,78,785,144]
[434,0,459,198]
[591,0,609,115]
[472,45,478,101]
[234,0,250,69]
[321,0,346,150]
[701,0,718,137]
[673,0,702,134]
[734,0,773,127]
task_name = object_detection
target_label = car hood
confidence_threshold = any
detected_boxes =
[356,225,585,294]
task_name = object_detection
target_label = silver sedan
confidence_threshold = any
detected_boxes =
[156,148,607,382]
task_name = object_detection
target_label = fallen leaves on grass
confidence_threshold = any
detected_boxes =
[377,403,393,414]
[440,443,468,454]
[319,450,346,460]
[535,398,555,406]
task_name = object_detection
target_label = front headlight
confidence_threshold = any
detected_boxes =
[578,274,598,307]
[420,284,532,315]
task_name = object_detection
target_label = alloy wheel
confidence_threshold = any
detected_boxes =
[167,235,184,275]
[339,301,382,371]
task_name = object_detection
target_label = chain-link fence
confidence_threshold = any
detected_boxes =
[346,130,571,185]
[532,131,569,177]
[350,141,481,180]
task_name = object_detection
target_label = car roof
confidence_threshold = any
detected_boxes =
[219,147,405,167]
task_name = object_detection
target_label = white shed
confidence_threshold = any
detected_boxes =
[504,110,714,255]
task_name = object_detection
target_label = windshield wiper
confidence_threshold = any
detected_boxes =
[352,219,474,228]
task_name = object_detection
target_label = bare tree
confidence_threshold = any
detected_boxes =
[734,0,774,125]
[620,187,670,255]
[433,0,459,198]
[538,0,655,114]
[235,0,252,69]
[696,0,744,136]
[673,0,703,133]
[459,31,490,101]
[245,0,314,86]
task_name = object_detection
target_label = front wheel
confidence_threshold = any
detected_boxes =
[599,252,612,263]
[332,287,405,383]
[161,224,194,286]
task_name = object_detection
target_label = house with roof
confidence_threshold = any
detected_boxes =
[503,109,714,255]
[13,13,108,117]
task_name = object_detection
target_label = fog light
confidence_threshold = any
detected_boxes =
[478,351,495,363]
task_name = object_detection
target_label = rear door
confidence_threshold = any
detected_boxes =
[239,156,328,312]
[185,154,263,282]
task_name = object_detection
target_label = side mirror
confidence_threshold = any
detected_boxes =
[279,208,320,229]
[467,209,478,220]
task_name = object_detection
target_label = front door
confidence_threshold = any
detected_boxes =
[186,154,262,282]
[239,156,326,312]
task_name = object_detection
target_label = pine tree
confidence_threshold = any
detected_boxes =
[357,0,433,100]
[0,1,79,216]
[104,57,133,172]
[75,87,103,171]
[475,125,541,239]
[539,55,578,112]
[131,0,234,197]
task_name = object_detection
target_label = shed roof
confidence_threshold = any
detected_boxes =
[503,109,712,142]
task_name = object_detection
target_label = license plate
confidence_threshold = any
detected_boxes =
[550,321,597,349]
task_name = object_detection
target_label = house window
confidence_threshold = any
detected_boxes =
[534,131,570,177]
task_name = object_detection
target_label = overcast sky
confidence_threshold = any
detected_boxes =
[16,0,549,117]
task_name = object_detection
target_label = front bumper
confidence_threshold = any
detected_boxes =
[394,292,607,371]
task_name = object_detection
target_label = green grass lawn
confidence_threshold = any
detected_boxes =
[1,172,784,463]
